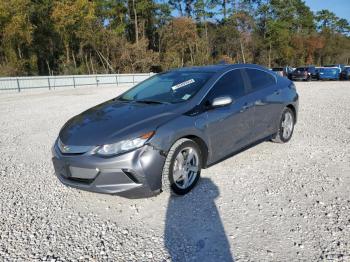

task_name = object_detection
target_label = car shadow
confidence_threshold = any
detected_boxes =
[164,177,234,262]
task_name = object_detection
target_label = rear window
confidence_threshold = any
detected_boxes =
[272,68,283,71]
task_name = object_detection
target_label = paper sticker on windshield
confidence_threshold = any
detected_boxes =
[171,79,195,91]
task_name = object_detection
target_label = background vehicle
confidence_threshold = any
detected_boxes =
[52,64,299,197]
[317,67,340,80]
[340,66,350,80]
[271,66,294,79]
[324,64,344,71]
[291,66,317,81]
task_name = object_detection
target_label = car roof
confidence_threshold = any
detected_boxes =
[171,63,269,73]
[320,67,338,69]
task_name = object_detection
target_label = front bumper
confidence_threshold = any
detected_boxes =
[291,76,308,81]
[52,143,166,196]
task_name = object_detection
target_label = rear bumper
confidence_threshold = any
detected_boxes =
[52,142,165,196]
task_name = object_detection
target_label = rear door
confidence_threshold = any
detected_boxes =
[242,68,282,141]
[203,69,255,162]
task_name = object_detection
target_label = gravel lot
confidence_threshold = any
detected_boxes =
[0,81,349,261]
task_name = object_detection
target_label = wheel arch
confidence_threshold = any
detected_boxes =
[179,135,209,168]
[286,104,297,123]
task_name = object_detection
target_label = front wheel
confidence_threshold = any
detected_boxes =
[162,138,202,195]
[272,107,295,143]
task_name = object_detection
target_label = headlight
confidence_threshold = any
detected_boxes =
[96,131,155,156]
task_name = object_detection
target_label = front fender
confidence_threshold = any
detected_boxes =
[149,114,210,159]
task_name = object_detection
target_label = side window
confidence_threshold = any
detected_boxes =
[206,69,246,101]
[245,69,276,91]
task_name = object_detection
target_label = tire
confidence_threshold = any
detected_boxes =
[162,138,202,196]
[272,107,295,143]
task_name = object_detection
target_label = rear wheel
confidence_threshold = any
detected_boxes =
[162,139,202,195]
[272,107,295,143]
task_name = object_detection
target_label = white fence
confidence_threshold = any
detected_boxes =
[0,73,153,92]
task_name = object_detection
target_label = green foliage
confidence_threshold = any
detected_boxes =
[0,0,349,76]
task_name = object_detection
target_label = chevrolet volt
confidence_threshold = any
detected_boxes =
[52,64,298,196]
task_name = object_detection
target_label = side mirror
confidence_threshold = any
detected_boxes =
[211,96,233,108]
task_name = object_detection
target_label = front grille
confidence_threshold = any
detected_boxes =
[57,138,91,155]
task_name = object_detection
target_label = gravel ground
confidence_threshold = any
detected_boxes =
[0,81,349,261]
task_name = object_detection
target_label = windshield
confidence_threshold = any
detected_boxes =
[296,67,307,71]
[119,71,214,104]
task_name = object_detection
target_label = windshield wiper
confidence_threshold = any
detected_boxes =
[116,97,132,102]
[134,100,168,104]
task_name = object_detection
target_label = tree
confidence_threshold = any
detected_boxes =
[160,17,198,67]
[1,0,350,76]
[0,0,35,75]
[51,0,97,73]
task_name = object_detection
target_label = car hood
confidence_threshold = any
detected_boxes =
[59,99,179,146]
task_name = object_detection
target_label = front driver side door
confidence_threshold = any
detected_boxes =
[203,69,255,163]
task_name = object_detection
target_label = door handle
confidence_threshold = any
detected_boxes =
[254,100,264,106]
[274,89,281,95]
[240,103,252,113]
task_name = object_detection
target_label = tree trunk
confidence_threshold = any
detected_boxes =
[204,15,209,58]
[17,46,22,59]
[222,0,227,20]
[178,0,183,16]
[46,59,51,76]
[65,43,70,64]
[85,54,90,74]
[72,52,77,69]
[132,0,139,44]
[90,52,95,74]
[185,0,192,17]
[189,46,194,65]
[240,37,246,63]
[96,50,115,73]
[268,42,272,68]
[181,50,184,67]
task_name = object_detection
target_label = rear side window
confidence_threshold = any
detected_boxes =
[245,69,276,91]
[206,69,246,100]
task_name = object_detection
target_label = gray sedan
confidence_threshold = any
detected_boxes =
[52,64,298,196]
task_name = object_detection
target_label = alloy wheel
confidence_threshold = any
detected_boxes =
[172,147,199,189]
[281,111,294,140]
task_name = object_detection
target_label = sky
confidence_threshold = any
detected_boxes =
[304,0,350,21]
